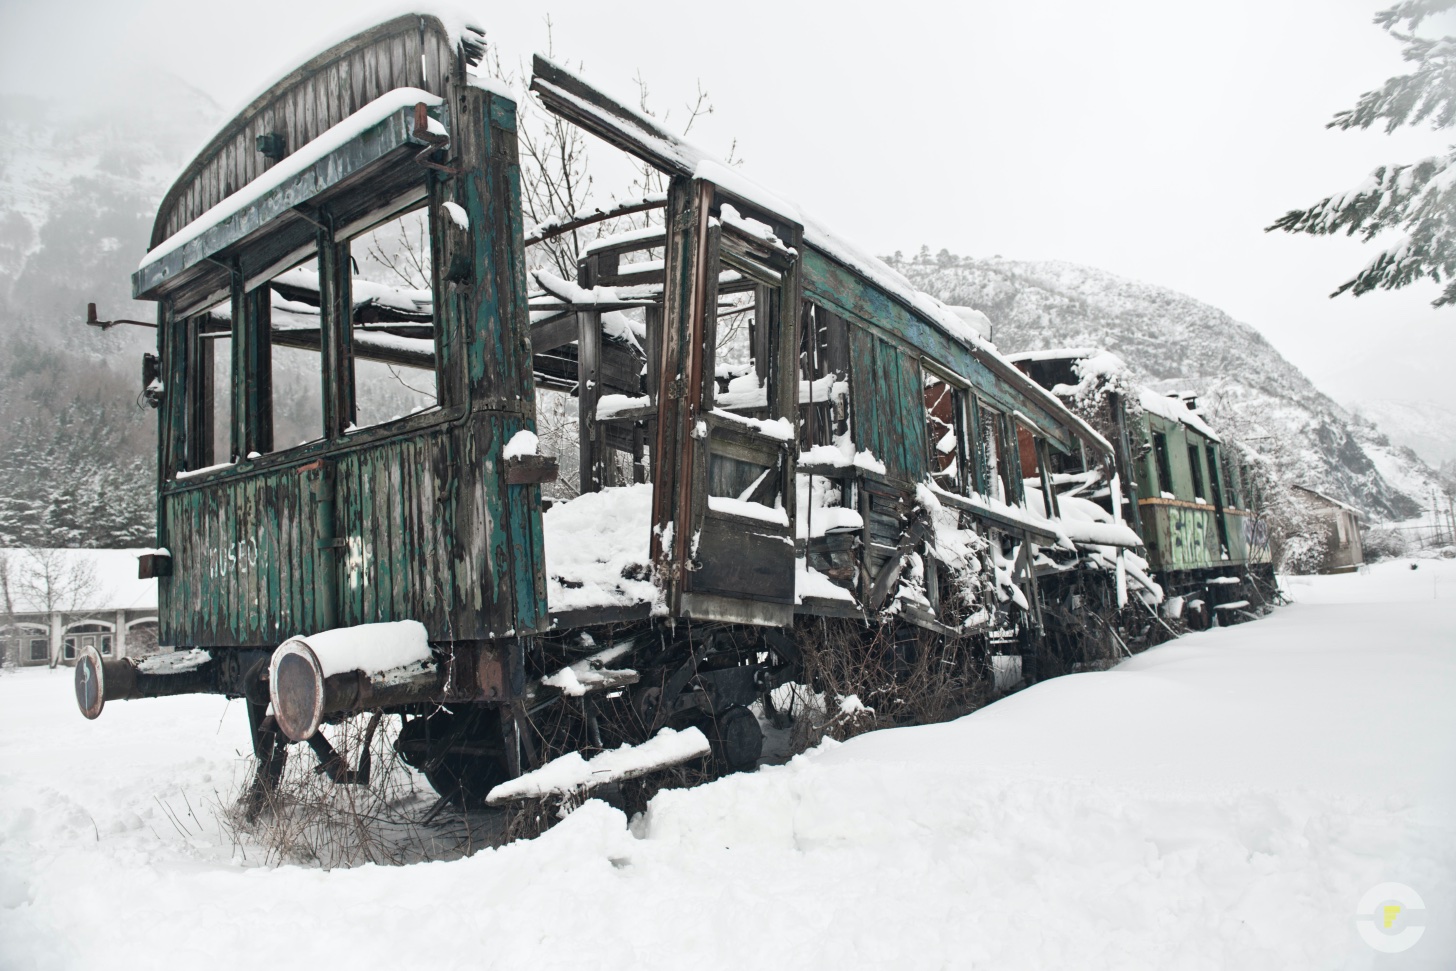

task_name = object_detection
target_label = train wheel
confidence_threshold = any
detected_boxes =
[706,705,764,773]
[395,707,508,810]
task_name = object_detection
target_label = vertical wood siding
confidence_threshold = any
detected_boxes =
[848,329,926,485]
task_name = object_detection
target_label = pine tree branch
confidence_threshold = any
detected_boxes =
[1268,149,1456,306]
[1331,35,1456,132]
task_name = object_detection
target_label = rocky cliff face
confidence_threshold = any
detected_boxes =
[887,251,1440,520]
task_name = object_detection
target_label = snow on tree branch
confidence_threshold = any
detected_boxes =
[1268,150,1456,305]
[1269,0,1456,307]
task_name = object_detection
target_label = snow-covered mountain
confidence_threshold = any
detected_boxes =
[0,70,220,325]
[887,251,1440,521]
[1346,398,1456,468]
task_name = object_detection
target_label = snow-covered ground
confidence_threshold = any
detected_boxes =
[2,559,1453,970]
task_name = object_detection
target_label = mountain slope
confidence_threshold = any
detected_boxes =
[887,251,1438,520]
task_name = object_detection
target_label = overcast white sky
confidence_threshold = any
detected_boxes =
[2,0,1450,411]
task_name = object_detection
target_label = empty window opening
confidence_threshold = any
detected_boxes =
[1152,432,1175,497]
[923,372,966,493]
[1187,443,1206,503]
[266,256,327,449]
[976,401,1009,502]
[798,303,849,449]
[713,283,766,412]
[348,210,439,430]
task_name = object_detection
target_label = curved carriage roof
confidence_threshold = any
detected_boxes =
[148,12,483,252]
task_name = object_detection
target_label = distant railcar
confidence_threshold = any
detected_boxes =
[77,15,1221,809]
[1011,349,1274,628]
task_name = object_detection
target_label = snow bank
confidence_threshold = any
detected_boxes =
[3,560,1454,969]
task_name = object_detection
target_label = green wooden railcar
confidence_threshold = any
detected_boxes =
[1012,351,1274,627]
[76,15,1162,808]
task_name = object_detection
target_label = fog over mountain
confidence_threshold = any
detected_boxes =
[889,250,1446,521]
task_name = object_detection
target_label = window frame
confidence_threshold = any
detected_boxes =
[167,189,461,484]
[922,363,970,495]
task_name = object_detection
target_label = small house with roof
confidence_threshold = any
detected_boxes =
[1290,486,1365,574]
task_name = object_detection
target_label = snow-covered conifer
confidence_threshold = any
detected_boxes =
[1268,0,1456,306]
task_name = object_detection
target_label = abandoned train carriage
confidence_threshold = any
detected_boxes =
[1011,349,1274,626]
[77,14,1155,805]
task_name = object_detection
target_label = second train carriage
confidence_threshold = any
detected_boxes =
[78,14,1170,807]
[1011,348,1274,627]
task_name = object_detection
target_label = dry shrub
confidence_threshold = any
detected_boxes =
[219,712,508,868]
[786,617,992,754]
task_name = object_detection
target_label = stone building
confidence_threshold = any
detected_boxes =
[0,549,160,667]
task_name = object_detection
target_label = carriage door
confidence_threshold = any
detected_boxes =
[654,178,802,626]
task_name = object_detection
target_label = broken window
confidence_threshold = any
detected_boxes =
[798,302,849,448]
[265,257,327,450]
[712,282,769,412]
[923,370,967,493]
[974,399,1013,503]
[181,303,233,470]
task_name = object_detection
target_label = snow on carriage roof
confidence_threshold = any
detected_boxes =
[141,87,444,269]
[0,549,158,614]
[1138,387,1221,443]
[1003,347,1101,364]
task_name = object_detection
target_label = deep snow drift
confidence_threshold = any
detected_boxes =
[1,560,1453,970]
